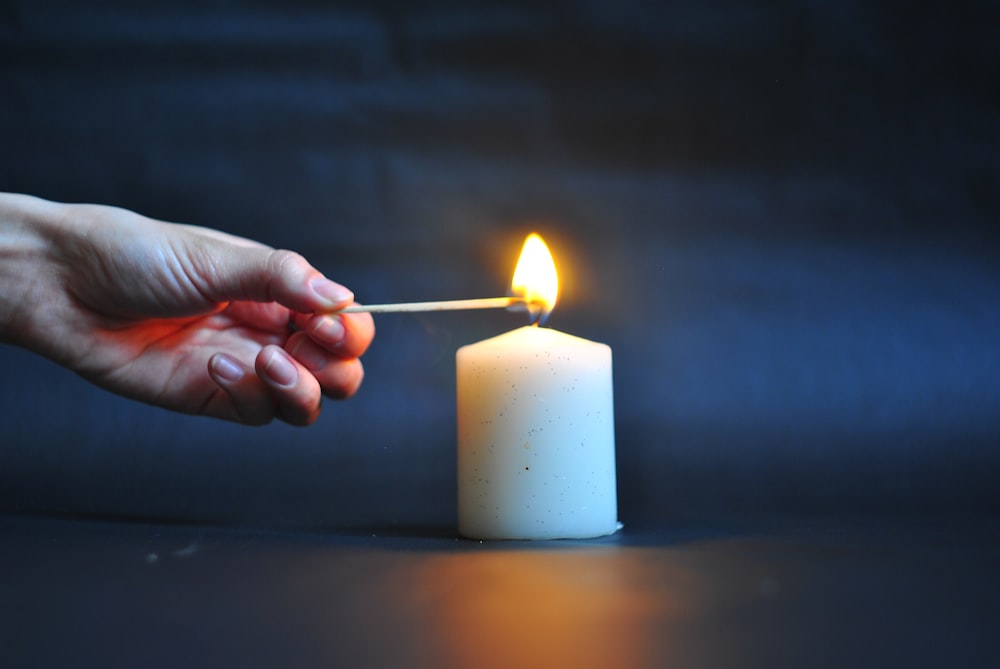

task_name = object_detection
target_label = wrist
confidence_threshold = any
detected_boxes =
[0,193,67,348]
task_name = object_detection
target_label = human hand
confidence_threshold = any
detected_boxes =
[0,193,374,425]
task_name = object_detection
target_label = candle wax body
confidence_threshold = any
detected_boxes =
[456,325,618,540]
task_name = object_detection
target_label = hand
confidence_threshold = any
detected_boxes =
[0,193,374,425]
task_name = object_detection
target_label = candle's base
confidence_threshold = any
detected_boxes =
[458,521,623,542]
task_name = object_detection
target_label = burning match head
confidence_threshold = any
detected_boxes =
[508,296,551,325]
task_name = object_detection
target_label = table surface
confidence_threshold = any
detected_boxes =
[2,512,999,669]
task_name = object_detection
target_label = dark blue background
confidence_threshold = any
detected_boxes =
[2,0,998,529]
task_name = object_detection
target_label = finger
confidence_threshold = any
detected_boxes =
[292,311,376,359]
[255,344,323,425]
[287,332,366,399]
[191,241,355,314]
[222,300,298,335]
[207,353,278,425]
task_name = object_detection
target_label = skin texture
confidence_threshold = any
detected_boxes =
[0,193,374,426]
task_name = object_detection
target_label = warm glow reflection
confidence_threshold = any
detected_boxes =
[406,550,671,669]
[510,233,558,322]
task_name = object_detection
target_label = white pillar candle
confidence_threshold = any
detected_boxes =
[457,325,618,539]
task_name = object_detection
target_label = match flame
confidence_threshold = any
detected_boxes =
[511,233,558,324]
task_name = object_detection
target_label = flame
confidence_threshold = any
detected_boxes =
[510,233,558,323]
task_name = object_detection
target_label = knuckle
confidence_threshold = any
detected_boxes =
[267,249,308,280]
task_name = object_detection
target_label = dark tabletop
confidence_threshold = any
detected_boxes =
[3,512,998,669]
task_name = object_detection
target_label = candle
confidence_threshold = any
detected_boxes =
[456,235,619,539]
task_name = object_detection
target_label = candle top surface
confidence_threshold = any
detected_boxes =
[466,325,606,349]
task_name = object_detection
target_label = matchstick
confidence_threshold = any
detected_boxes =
[335,296,525,314]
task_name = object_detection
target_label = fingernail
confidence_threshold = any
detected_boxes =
[211,355,244,384]
[290,338,327,371]
[263,349,297,387]
[310,277,354,308]
[312,316,345,346]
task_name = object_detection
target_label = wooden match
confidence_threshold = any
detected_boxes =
[335,296,526,314]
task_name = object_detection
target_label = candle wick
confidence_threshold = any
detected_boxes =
[528,303,551,326]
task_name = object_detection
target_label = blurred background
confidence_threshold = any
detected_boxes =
[1,0,998,529]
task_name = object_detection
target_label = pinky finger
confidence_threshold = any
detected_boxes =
[207,353,278,425]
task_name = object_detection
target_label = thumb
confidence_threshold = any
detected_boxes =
[197,243,354,314]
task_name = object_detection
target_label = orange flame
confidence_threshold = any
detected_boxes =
[511,233,558,323]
